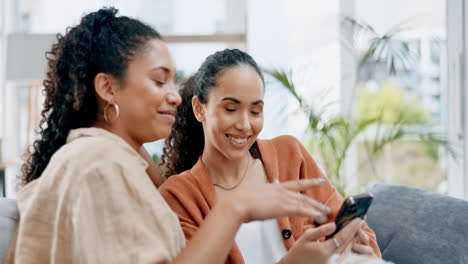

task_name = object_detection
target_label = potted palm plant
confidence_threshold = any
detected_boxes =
[265,17,455,196]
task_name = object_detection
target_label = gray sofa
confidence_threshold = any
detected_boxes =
[0,198,18,263]
[1,184,468,263]
[366,184,468,264]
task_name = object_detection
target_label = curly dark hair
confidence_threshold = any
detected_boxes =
[22,7,162,184]
[161,49,264,177]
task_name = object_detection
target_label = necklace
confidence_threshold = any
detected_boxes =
[213,155,250,191]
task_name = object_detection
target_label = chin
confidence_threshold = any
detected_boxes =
[222,147,251,161]
[155,130,171,141]
[144,128,170,143]
[156,120,174,135]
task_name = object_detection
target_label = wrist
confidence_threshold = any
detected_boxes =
[218,196,247,224]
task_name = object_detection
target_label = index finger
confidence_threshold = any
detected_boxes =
[279,178,325,191]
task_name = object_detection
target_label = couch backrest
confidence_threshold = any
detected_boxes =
[367,184,468,264]
[0,198,18,263]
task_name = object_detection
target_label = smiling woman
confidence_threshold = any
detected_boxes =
[159,49,382,264]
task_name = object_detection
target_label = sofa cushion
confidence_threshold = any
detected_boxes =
[367,184,468,264]
[0,198,18,263]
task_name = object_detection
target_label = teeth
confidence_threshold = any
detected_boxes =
[227,136,248,144]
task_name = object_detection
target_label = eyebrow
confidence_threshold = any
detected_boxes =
[151,66,178,79]
[221,97,264,105]
[152,66,174,73]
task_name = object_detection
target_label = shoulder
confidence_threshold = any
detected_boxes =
[17,138,136,211]
[59,135,144,171]
[258,135,307,159]
[258,135,324,181]
[159,170,199,197]
[62,134,127,159]
[158,169,207,220]
[42,135,147,193]
[270,134,302,146]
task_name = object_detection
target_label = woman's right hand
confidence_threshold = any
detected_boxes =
[279,218,365,264]
[223,178,332,223]
[173,178,345,264]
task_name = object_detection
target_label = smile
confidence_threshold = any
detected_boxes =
[159,110,176,117]
[226,134,250,145]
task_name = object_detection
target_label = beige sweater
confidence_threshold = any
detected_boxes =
[7,128,185,264]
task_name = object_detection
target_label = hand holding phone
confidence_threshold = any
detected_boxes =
[326,192,373,239]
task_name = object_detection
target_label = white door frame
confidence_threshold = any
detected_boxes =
[447,0,467,200]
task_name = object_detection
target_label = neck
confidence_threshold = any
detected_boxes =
[201,144,251,187]
[92,120,142,153]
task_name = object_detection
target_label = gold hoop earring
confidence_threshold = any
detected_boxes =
[104,103,120,123]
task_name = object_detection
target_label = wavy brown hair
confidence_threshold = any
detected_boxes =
[22,7,162,184]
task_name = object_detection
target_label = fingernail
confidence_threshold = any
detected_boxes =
[273,178,279,184]
[322,205,331,213]
[316,212,328,223]
[314,178,325,184]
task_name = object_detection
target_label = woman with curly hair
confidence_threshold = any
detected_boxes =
[6,7,340,264]
[159,49,383,264]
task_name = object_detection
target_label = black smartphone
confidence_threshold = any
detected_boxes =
[325,192,373,239]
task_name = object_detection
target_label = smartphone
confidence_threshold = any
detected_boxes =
[325,192,373,239]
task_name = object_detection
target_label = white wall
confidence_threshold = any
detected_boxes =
[2,0,20,197]
[285,0,344,138]
[246,0,290,139]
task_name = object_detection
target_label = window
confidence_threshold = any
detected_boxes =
[282,0,457,196]
[353,0,449,194]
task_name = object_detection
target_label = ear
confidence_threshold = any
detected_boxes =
[192,96,205,122]
[94,72,118,104]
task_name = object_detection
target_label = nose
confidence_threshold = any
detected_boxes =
[235,111,251,132]
[166,82,182,106]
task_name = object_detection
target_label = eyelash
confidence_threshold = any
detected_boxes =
[225,109,261,115]
[154,80,166,86]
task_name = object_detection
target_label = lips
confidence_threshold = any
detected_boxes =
[158,110,176,117]
[226,134,250,145]
[158,109,176,123]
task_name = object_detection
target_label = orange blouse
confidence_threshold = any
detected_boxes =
[159,135,381,263]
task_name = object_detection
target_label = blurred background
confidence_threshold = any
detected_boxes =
[1,0,467,200]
